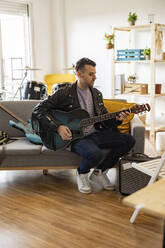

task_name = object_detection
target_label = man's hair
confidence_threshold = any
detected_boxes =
[75,58,96,72]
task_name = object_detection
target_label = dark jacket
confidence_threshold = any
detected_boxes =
[31,82,122,149]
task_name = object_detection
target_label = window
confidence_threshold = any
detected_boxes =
[0,1,32,100]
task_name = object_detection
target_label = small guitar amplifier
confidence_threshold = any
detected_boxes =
[118,158,151,195]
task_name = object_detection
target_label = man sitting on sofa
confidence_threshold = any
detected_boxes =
[32,57,135,194]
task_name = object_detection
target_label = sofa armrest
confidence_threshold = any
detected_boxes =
[130,115,145,154]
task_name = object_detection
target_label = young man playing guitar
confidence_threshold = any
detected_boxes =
[32,58,135,194]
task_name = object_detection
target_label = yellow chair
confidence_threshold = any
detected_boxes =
[44,73,76,95]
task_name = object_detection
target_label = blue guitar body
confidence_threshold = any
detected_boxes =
[32,108,89,150]
[9,120,42,145]
[53,108,88,149]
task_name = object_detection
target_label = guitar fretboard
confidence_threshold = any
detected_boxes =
[79,108,132,128]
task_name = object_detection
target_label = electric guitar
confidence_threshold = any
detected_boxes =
[0,103,42,144]
[32,103,150,150]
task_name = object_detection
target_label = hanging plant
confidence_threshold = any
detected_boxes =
[128,12,138,26]
[104,33,115,49]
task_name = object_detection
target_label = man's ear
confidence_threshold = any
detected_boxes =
[76,70,81,78]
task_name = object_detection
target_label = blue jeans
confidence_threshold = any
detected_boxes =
[71,129,136,174]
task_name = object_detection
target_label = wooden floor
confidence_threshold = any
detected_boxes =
[0,166,163,248]
[0,137,164,248]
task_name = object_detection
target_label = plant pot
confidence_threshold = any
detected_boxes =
[145,54,150,60]
[162,52,165,60]
[106,43,114,49]
[155,84,162,94]
[128,80,136,83]
[129,21,135,26]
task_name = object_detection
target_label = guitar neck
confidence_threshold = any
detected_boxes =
[0,103,27,125]
[80,108,132,127]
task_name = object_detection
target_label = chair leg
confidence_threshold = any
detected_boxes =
[43,169,48,175]
[130,209,140,223]
[130,204,145,223]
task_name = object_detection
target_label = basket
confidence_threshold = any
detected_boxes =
[117,49,145,61]
[123,83,148,94]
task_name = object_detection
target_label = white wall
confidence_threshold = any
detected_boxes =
[49,0,164,124]
[22,0,165,124]
[23,0,53,81]
[61,0,165,99]
[29,0,165,94]
[27,0,68,79]
[51,0,67,73]
[27,0,165,119]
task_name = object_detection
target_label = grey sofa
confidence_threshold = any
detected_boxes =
[0,100,145,173]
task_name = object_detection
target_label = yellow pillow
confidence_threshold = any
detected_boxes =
[103,99,135,133]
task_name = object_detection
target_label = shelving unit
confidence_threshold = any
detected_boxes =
[111,23,165,144]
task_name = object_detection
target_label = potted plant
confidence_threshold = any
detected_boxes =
[104,33,114,49]
[128,12,138,26]
[128,74,136,83]
[143,48,151,60]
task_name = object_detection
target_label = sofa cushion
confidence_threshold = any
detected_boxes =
[4,138,42,155]
[103,99,135,133]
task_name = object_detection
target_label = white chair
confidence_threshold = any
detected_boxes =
[129,151,165,223]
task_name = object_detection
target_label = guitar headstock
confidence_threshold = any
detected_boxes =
[131,103,151,114]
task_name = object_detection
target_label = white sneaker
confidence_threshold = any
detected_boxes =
[89,169,115,190]
[76,171,92,194]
